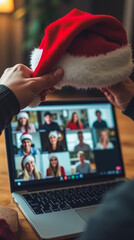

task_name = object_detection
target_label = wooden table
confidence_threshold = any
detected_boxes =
[0,108,134,240]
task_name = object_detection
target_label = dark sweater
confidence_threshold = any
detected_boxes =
[0,85,20,134]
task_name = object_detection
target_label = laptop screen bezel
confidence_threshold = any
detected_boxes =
[5,99,125,193]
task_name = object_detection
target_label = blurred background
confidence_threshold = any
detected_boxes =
[0,0,134,99]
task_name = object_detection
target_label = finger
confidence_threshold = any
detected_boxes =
[33,68,63,92]
[100,87,108,92]
[100,88,111,96]
[13,64,33,77]
[103,91,115,105]
[48,87,56,93]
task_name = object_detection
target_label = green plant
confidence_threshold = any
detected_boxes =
[24,0,72,50]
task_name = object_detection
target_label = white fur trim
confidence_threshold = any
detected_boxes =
[30,44,133,106]
[54,44,133,89]
[20,133,33,142]
[48,130,58,139]
[30,48,43,71]
[17,112,29,120]
[23,155,34,166]
[30,49,43,107]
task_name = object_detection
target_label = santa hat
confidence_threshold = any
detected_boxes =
[48,130,59,139]
[20,132,33,142]
[49,153,58,161]
[21,155,34,170]
[17,112,29,120]
[30,9,133,96]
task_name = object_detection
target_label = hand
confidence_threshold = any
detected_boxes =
[100,78,134,110]
[0,64,63,109]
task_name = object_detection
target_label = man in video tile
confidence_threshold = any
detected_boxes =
[93,110,108,129]
[76,151,93,174]
[74,131,91,152]
[40,111,60,132]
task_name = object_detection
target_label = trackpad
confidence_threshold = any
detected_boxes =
[76,206,98,223]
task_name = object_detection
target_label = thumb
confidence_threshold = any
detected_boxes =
[33,68,64,92]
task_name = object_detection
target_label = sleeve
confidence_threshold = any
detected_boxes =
[78,180,134,240]
[104,120,108,127]
[46,168,49,176]
[29,123,36,133]
[60,166,65,177]
[0,85,20,134]
[80,122,84,129]
[0,218,16,240]
[66,121,70,129]
[122,96,134,120]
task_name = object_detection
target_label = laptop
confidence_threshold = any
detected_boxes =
[5,99,126,240]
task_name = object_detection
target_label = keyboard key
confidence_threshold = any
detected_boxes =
[22,181,124,214]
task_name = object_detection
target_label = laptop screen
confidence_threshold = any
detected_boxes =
[5,100,124,191]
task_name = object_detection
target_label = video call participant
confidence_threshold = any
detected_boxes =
[18,155,42,180]
[96,130,114,150]
[46,154,66,177]
[74,131,92,152]
[46,130,66,153]
[40,111,61,132]
[66,112,84,130]
[15,111,36,133]
[17,132,40,156]
[93,110,108,129]
[76,151,93,174]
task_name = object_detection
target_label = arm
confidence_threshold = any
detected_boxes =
[61,166,66,177]
[79,180,134,240]
[0,219,16,240]
[0,64,63,134]
[100,77,134,120]
[0,85,20,134]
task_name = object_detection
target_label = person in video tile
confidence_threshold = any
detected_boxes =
[18,155,42,180]
[66,112,84,130]
[76,151,93,174]
[17,132,40,156]
[93,110,108,129]
[74,131,94,160]
[46,130,66,153]
[74,131,91,152]
[15,111,36,133]
[40,111,60,132]
[96,130,114,150]
[46,154,66,177]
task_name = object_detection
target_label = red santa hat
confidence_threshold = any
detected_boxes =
[20,132,33,142]
[21,154,35,170]
[30,8,133,104]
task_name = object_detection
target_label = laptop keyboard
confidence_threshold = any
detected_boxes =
[22,181,124,214]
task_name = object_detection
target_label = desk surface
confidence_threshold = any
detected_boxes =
[0,108,134,240]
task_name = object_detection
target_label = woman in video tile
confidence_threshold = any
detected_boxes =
[46,154,66,177]
[15,111,36,133]
[18,155,42,180]
[66,112,84,130]
[46,130,66,153]
[96,130,114,150]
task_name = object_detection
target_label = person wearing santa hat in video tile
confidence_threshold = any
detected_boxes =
[17,132,40,156]
[46,130,66,153]
[15,111,36,133]
[18,155,42,181]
